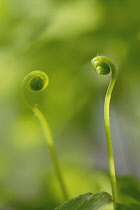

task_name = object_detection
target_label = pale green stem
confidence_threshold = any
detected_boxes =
[104,68,118,208]
[22,71,69,201]
[33,106,69,201]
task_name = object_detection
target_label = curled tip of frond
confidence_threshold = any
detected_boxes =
[22,70,49,92]
[91,56,116,75]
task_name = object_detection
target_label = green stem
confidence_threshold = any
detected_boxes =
[33,106,69,201]
[91,56,118,208]
[104,69,118,207]
[22,71,69,201]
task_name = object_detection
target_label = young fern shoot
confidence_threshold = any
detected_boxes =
[91,56,118,207]
[22,70,69,201]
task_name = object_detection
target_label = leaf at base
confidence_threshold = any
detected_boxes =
[55,192,113,210]
[116,203,140,210]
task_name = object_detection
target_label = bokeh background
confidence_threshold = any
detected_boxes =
[0,0,140,209]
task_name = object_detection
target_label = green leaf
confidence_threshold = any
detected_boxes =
[116,203,140,210]
[116,203,132,210]
[117,176,140,204]
[55,192,113,210]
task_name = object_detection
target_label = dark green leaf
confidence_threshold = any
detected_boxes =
[116,203,132,210]
[116,203,140,210]
[117,176,140,203]
[55,192,112,210]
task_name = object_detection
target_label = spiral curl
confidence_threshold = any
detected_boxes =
[91,56,116,76]
[22,70,49,92]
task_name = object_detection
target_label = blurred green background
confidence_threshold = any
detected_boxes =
[0,0,140,209]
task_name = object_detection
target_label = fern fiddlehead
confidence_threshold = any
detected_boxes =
[22,70,69,201]
[91,56,118,207]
